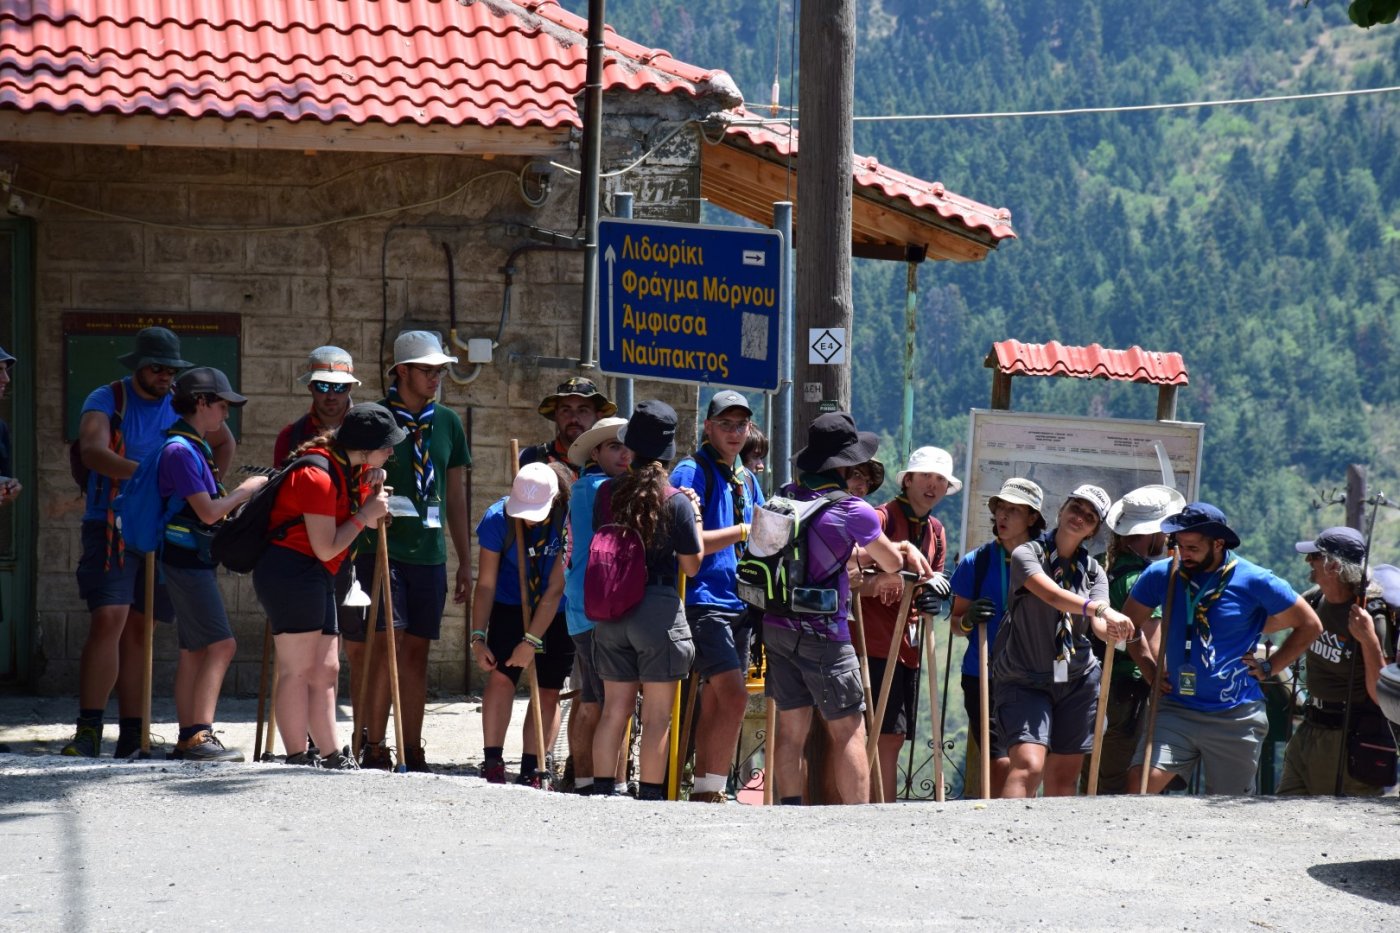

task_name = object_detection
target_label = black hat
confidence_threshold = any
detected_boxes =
[117,327,191,371]
[1295,526,1367,564]
[618,399,677,462]
[539,376,617,419]
[706,390,752,419]
[1160,501,1241,550]
[338,403,408,451]
[174,367,247,406]
[794,411,880,473]
[0,345,13,365]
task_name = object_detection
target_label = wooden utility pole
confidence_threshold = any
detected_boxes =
[794,0,856,429]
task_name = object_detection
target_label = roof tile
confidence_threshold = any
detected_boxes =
[986,340,1189,385]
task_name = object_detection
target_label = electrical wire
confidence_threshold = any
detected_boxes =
[547,119,695,179]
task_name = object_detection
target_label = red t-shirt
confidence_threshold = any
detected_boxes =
[267,450,363,574]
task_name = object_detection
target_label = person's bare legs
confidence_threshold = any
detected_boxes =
[571,701,601,778]
[637,681,678,784]
[1003,742,1048,797]
[875,733,905,802]
[593,680,640,783]
[693,668,748,783]
[175,638,235,729]
[481,669,517,749]
[77,604,137,712]
[775,705,813,803]
[1126,763,1178,794]
[824,711,870,805]
[397,633,431,749]
[1043,752,1085,796]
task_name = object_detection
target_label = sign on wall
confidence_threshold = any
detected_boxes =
[960,409,1204,554]
[596,218,783,392]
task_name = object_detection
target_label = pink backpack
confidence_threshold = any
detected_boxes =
[584,480,681,622]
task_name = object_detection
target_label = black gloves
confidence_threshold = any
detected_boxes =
[964,597,997,626]
[914,587,942,615]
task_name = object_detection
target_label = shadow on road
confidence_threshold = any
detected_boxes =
[1306,860,1400,906]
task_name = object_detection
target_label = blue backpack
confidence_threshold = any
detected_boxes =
[114,435,198,556]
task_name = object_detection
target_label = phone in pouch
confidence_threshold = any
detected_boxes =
[790,587,838,615]
[1177,663,1197,697]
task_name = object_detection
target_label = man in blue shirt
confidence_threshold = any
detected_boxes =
[669,390,765,803]
[1123,502,1321,795]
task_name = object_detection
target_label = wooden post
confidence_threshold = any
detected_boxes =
[1155,385,1178,421]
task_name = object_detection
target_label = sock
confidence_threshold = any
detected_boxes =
[637,781,666,801]
[484,745,504,762]
[780,796,803,806]
[520,753,540,774]
[117,717,141,739]
[575,778,595,796]
[693,773,727,795]
[177,724,209,743]
[78,709,103,728]
[594,776,618,796]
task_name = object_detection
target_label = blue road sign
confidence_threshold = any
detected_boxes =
[597,217,783,392]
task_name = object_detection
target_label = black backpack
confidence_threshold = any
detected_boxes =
[735,490,849,618]
[210,453,344,573]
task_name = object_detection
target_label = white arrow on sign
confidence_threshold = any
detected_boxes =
[604,244,617,352]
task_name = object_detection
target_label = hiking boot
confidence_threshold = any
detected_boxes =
[174,730,245,763]
[514,771,544,790]
[285,749,322,767]
[320,746,359,771]
[405,746,431,773]
[689,790,728,804]
[114,731,143,759]
[359,742,393,771]
[483,758,507,784]
[61,725,102,758]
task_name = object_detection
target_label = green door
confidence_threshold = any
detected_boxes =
[0,218,34,683]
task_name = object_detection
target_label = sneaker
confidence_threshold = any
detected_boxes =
[114,732,142,759]
[174,730,245,763]
[405,746,431,773]
[689,790,728,804]
[514,771,544,789]
[320,746,360,771]
[61,725,102,758]
[285,749,322,767]
[483,758,507,784]
[359,742,393,771]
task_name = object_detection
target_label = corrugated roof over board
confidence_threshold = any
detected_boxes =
[986,340,1190,385]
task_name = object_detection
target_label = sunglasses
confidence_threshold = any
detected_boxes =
[145,364,181,376]
[310,381,352,395]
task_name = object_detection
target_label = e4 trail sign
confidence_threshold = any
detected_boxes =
[597,218,783,392]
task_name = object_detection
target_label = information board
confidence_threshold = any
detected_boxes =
[960,410,1204,554]
[597,218,782,392]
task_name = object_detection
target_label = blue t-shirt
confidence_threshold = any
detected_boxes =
[1129,553,1299,712]
[564,469,608,636]
[949,541,1012,678]
[81,377,177,522]
[476,497,565,609]
[670,449,764,610]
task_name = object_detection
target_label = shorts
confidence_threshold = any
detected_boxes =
[1277,719,1385,797]
[762,623,865,722]
[961,673,1007,759]
[592,585,695,683]
[572,629,605,705]
[1135,697,1267,795]
[254,544,337,637]
[161,563,233,651]
[995,666,1101,756]
[75,520,174,621]
[485,601,576,690]
[686,603,753,679]
[866,655,918,738]
[348,553,447,642]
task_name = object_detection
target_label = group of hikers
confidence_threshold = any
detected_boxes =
[13,325,1399,800]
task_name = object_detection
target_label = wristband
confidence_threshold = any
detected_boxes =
[1082,599,1093,618]
[350,514,366,530]
[523,632,544,648]
[958,616,974,634]
[470,629,487,642]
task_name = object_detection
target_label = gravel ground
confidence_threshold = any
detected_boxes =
[1,696,1398,932]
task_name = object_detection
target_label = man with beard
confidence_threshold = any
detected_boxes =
[65,327,236,758]
[519,378,615,482]
[1124,502,1321,795]
[273,346,360,466]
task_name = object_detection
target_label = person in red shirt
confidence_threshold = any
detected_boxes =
[252,404,398,768]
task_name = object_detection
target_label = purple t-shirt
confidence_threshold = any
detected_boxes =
[157,439,217,502]
[762,485,882,642]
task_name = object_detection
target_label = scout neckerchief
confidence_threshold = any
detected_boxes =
[799,470,846,493]
[580,461,604,478]
[524,516,551,608]
[167,419,226,499]
[701,443,748,554]
[1037,529,1087,665]
[386,385,435,501]
[1177,554,1238,671]
[893,494,928,553]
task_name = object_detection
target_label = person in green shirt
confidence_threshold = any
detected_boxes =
[354,331,471,772]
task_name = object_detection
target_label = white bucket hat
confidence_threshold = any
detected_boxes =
[895,446,962,494]
[386,330,458,376]
[568,416,628,467]
[298,346,360,385]
[505,462,559,523]
[1107,484,1187,537]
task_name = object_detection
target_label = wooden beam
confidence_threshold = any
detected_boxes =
[0,111,574,157]
[1156,385,1178,421]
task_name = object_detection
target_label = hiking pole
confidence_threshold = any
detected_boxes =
[353,530,388,759]
[978,618,991,799]
[763,697,777,805]
[921,604,945,802]
[867,572,917,772]
[1086,637,1118,796]
[140,551,155,757]
[509,439,550,788]
[376,521,408,773]
[253,620,272,762]
[1138,544,1180,795]
[849,596,885,801]
[263,670,279,760]
[1335,491,1385,796]
[674,674,702,799]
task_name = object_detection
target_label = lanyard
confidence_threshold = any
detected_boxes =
[997,542,1010,609]
[1181,558,1237,658]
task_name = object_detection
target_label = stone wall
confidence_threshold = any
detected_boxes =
[6,138,699,697]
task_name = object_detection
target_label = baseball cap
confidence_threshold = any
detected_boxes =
[174,367,246,406]
[1295,526,1367,564]
[505,462,559,523]
[707,390,752,419]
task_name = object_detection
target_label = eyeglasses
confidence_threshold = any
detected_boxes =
[408,364,448,377]
[1303,553,1323,563]
[711,418,751,434]
[145,364,181,376]
[310,381,352,395]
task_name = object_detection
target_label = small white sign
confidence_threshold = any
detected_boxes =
[808,327,846,365]
[803,382,824,403]
[742,249,766,266]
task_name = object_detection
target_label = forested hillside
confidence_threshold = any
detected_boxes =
[569,0,1400,583]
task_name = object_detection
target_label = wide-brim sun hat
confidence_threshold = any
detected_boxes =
[117,326,191,371]
[1107,484,1188,537]
[895,446,963,494]
[568,416,628,467]
[618,399,677,462]
[987,477,1045,520]
[1160,501,1241,550]
[386,330,458,376]
[794,411,880,473]
[506,462,559,523]
[338,403,408,451]
[538,376,617,419]
[174,367,247,406]
[299,345,360,385]
[0,345,14,365]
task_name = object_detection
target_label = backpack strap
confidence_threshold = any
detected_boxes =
[972,540,996,598]
[265,453,335,542]
[797,490,852,586]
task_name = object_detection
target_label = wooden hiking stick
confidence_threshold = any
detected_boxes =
[377,525,408,772]
[867,574,917,771]
[978,621,992,799]
[253,620,272,762]
[674,675,702,800]
[922,609,945,802]
[262,670,279,760]
[1138,545,1180,795]
[849,597,884,802]
[763,697,777,805]
[1086,637,1118,796]
[140,551,155,756]
[509,439,550,786]
[352,544,385,759]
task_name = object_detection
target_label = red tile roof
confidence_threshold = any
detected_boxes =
[986,340,1189,385]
